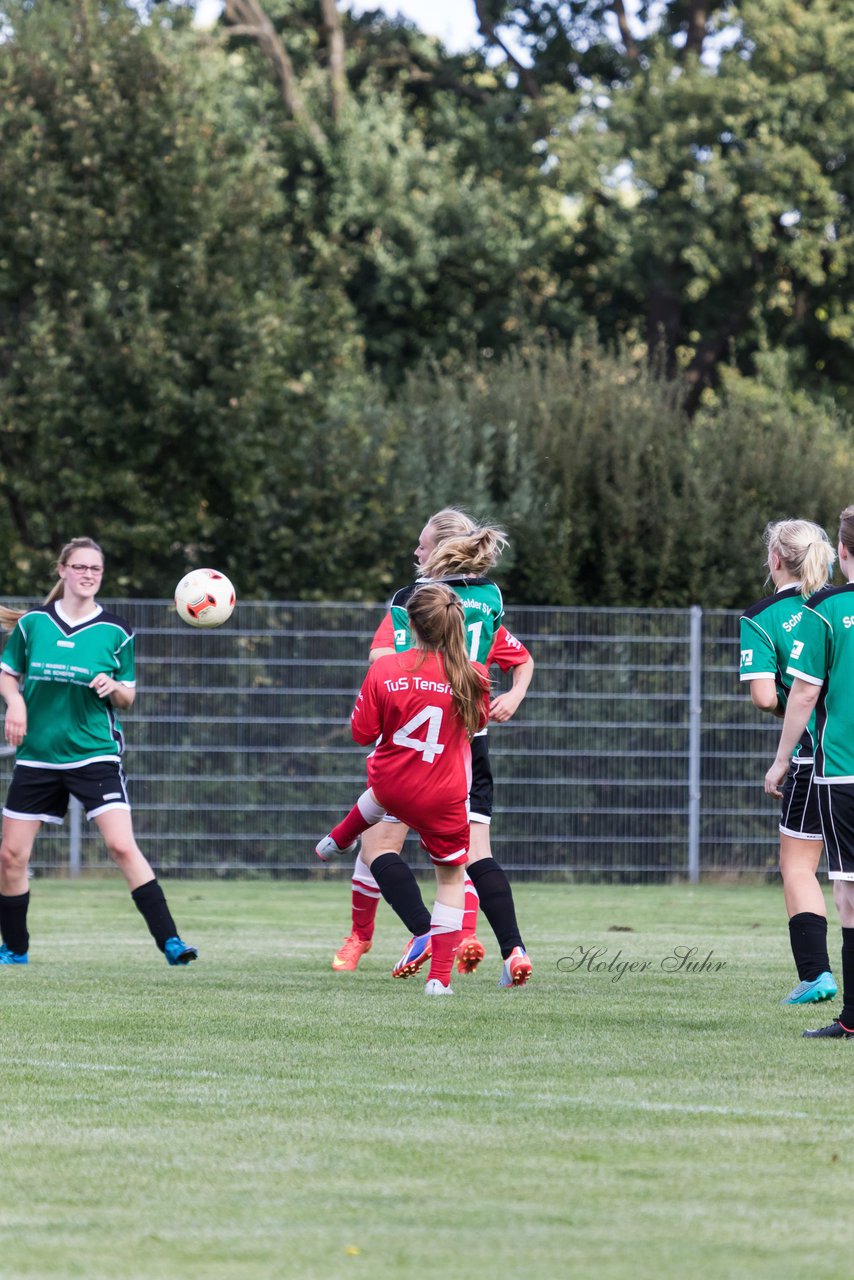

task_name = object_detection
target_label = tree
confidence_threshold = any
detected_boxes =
[209,1,573,374]
[381,338,854,608]
[0,0,360,593]
[468,0,854,408]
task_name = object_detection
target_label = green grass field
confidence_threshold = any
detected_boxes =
[2,879,851,1280]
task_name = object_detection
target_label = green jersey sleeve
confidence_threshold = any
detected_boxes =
[739,615,779,683]
[0,621,26,676]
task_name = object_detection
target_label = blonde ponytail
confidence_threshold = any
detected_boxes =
[420,507,508,579]
[765,519,833,598]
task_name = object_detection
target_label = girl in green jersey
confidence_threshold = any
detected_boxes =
[767,506,854,1036]
[0,537,197,967]
[740,519,836,1005]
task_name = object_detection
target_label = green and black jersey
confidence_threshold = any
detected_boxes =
[740,585,813,760]
[390,576,504,663]
[785,582,854,782]
[0,602,135,767]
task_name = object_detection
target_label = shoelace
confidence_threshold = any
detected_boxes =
[340,936,367,956]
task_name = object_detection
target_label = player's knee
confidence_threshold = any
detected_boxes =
[361,828,407,863]
[0,841,26,874]
[104,838,140,867]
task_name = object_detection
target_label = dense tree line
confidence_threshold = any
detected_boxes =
[0,0,851,605]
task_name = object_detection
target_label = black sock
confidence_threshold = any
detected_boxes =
[468,857,523,959]
[0,891,30,956]
[788,911,831,982]
[370,853,432,936]
[840,929,854,1029]
[131,879,178,952]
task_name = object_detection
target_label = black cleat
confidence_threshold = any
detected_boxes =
[803,1018,854,1039]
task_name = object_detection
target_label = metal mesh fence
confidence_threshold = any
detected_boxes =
[4,601,781,881]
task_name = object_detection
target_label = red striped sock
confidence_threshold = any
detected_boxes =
[426,929,461,986]
[462,875,479,938]
[426,902,464,986]
[331,790,386,848]
[330,804,369,849]
[351,884,379,942]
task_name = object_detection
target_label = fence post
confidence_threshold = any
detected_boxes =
[687,605,702,883]
[69,796,83,878]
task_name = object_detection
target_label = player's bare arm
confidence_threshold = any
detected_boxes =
[489,656,534,722]
[765,678,820,797]
[90,674,135,710]
[749,676,784,718]
[0,670,26,746]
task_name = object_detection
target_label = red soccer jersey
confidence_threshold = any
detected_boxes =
[369,612,395,652]
[351,651,489,860]
[370,613,530,670]
[487,625,531,672]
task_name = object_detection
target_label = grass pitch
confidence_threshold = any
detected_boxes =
[1,879,851,1280]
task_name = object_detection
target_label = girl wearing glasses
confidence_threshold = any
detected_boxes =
[0,537,196,966]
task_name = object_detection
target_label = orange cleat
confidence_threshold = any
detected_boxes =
[332,934,372,971]
[455,936,486,975]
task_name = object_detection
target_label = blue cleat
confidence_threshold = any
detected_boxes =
[0,943,28,965]
[782,971,837,1004]
[392,933,432,979]
[164,936,198,966]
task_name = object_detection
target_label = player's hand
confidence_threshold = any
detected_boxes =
[764,759,788,798]
[489,692,521,723]
[90,674,116,700]
[4,696,26,746]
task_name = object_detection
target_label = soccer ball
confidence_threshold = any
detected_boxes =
[174,569,236,628]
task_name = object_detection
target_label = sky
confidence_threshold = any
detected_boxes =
[194,1,484,52]
[339,1,481,52]
[193,3,733,70]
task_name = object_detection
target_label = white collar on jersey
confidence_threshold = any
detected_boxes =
[55,601,103,627]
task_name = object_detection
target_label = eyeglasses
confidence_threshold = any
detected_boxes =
[67,564,104,574]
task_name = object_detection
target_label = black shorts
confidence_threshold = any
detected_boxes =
[779,758,822,841]
[469,732,494,824]
[818,783,854,880]
[3,761,131,824]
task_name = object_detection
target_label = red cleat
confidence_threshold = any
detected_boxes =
[332,934,372,971]
[500,946,532,988]
[455,936,486,975]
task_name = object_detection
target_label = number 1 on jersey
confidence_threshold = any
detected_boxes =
[467,620,482,661]
[392,705,445,764]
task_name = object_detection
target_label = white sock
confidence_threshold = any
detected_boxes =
[352,853,379,894]
[430,902,464,934]
[356,789,387,826]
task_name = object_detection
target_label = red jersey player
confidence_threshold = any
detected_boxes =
[324,506,534,991]
[316,583,490,994]
[367,613,533,964]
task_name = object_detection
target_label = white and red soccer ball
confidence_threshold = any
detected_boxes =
[174,569,236,628]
